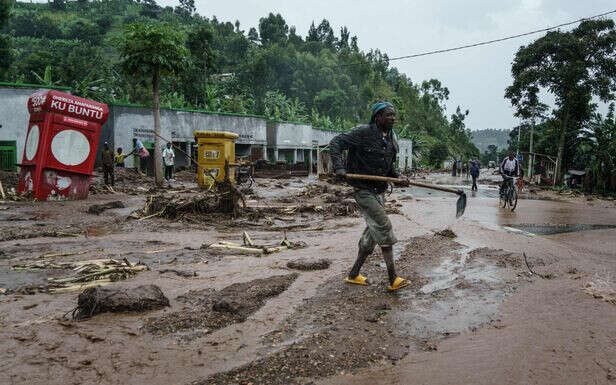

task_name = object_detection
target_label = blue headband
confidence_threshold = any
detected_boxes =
[371,101,394,119]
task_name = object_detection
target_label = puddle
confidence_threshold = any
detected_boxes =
[395,247,508,338]
[505,223,616,235]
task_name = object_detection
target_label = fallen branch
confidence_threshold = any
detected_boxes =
[208,243,264,255]
[50,279,113,294]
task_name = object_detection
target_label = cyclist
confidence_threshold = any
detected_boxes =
[499,151,520,197]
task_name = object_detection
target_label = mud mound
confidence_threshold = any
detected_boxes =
[468,247,522,268]
[72,284,169,320]
[87,200,125,215]
[144,273,298,336]
[287,258,331,271]
[435,228,457,238]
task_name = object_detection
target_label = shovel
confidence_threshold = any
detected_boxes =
[343,173,467,218]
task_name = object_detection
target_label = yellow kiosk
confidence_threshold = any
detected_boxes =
[194,131,238,188]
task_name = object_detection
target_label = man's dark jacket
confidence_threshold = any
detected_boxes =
[470,162,480,178]
[329,123,399,193]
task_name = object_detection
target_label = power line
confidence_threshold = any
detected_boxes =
[340,9,616,66]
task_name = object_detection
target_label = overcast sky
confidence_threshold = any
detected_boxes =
[158,0,615,131]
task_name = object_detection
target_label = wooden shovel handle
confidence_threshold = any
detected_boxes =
[345,173,463,195]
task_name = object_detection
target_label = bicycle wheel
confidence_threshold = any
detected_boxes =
[509,188,518,211]
[501,188,508,208]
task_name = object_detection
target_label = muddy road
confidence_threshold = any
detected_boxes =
[1,172,615,385]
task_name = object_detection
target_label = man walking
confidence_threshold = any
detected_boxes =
[101,142,114,186]
[162,142,175,181]
[329,101,410,292]
[470,160,480,191]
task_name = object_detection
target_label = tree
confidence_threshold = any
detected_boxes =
[428,142,449,168]
[184,23,216,105]
[247,27,258,42]
[140,0,160,19]
[0,0,12,78]
[116,23,188,185]
[49,0,66,11]
[506,19,616,183]
[258,13,288,45]
[316,19,336,49]
[581,105,616,193]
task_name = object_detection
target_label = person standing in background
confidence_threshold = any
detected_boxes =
[470,160,480,191]
[162,142,175,181]
[101,142,114,186]
[115,147,129,167]
[135,139,150,175]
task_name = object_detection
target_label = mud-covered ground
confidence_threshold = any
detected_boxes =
[1,170,616,385]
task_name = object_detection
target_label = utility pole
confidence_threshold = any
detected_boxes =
[528,113,535,182]
[516,122,521,157]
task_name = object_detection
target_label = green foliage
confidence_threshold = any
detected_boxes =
[2,1,480,165]
[258,13,288,45]
[115,22,188,81]
[0,0,12,78]
[578,105,616,193]
[506,19,616,183]
[427,142,449,168]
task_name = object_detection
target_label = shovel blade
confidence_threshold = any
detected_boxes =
[456,193,467,218]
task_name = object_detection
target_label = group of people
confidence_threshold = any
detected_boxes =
[100,140,176,186]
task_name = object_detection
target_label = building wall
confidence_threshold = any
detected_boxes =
[0,86,64,163]
[273,122,312,150]
[398,138,413,171]
[108,105,268,168]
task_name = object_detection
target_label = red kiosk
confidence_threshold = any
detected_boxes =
[18,90,109,200]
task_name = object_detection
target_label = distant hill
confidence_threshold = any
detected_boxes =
[471,129,511,152]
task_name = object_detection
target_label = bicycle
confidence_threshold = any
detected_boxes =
[499,175,518,211]
[235,157,254,189]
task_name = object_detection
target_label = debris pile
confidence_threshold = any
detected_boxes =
[133,183,245,220]
[0,170,19,190]
[12,258,148,293]
[71,284,169,320]
[1,228,80,242]
[206,232,307,256]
